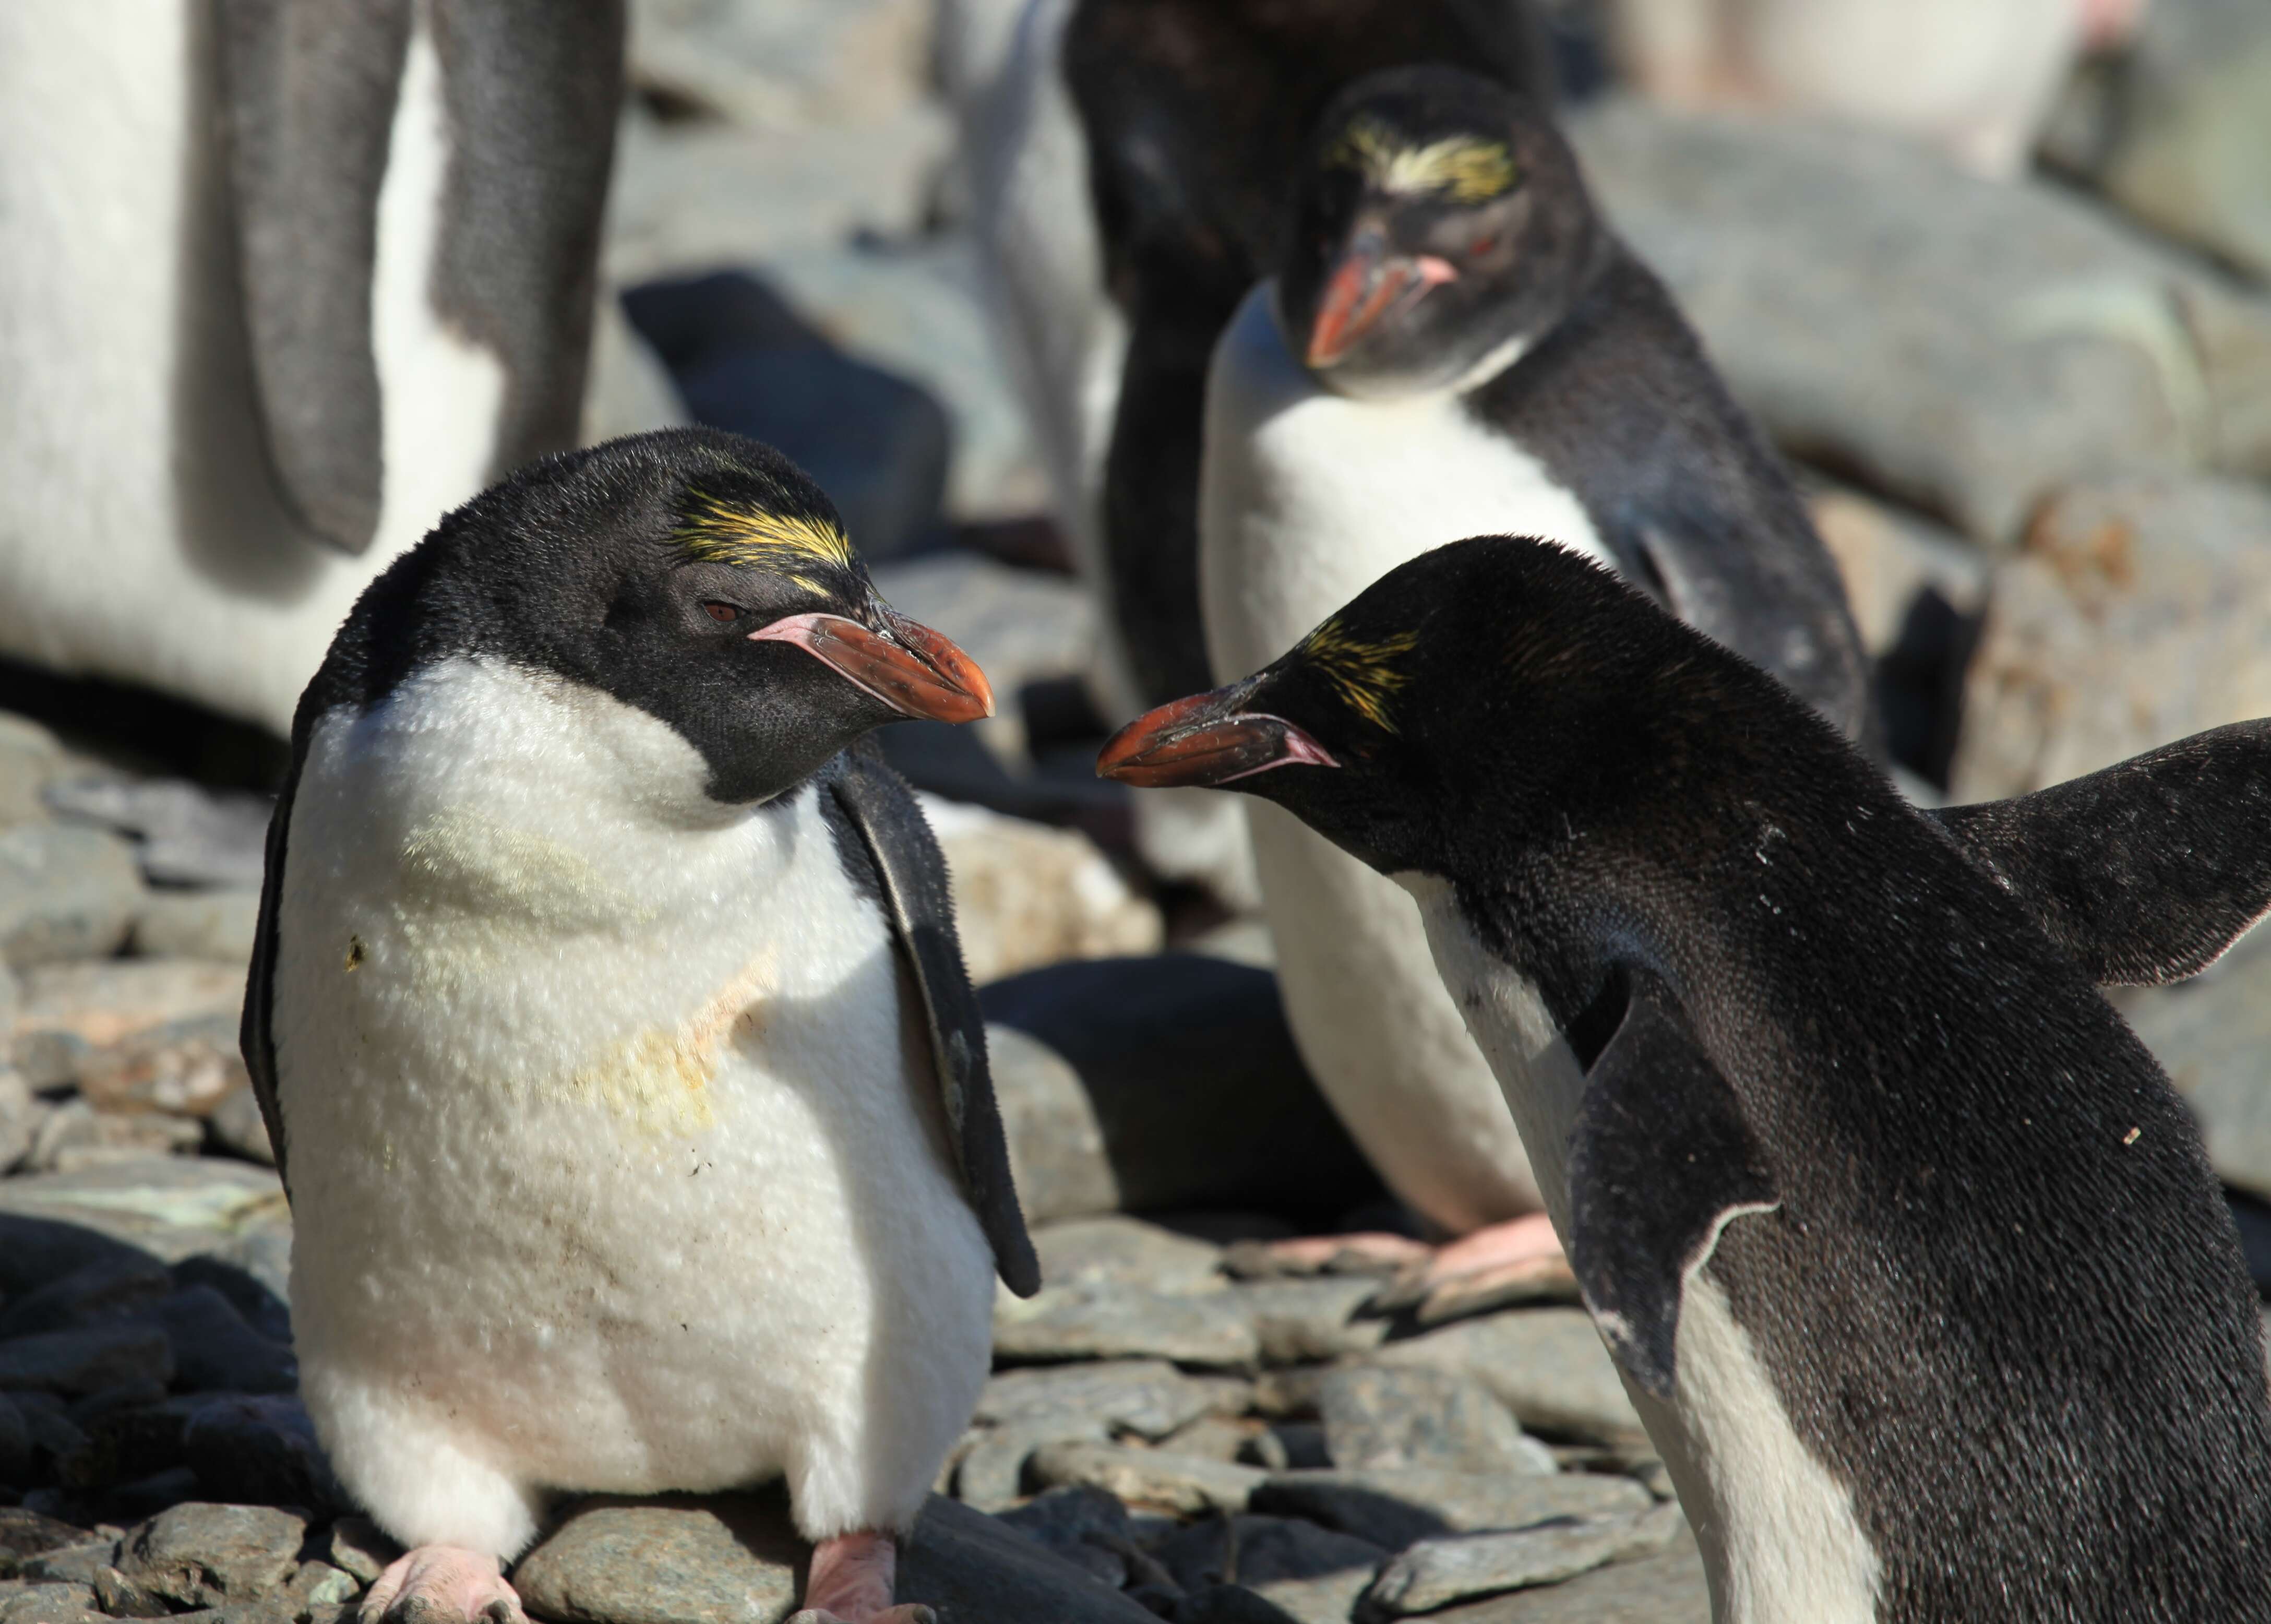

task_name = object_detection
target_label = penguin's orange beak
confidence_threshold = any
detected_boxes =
[751,609,994,724]
[1306,236,1460,369]
[1096,682,1338,788]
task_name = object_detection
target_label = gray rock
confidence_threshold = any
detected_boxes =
[0,1160,292,1300]
[282,1560,360,1610]
[1233,1277,1388,1366]
[152,1289,294,1394]
[922,798,1162,985]
[0,715,69,830]
[0,825,142,971]
[25,1103,205,1175]
[1032,1217,1226,1297]
[0,1327,172,1398]
[986,1024,1121,1225]
[14,1545,111,1589]
[955,1417,1106,1513]
[1155,1416,1257,1464]
[976,1360,1243,1440]
[1359,1505,1686,1619]
[0,1256,173,1341]
[1316,1367,1555,1478]
[114,1503,305,1610]
[625,0,929,130]
[0,1583,107,1624]
[2117,926,2271,1200]
[128,892,259,966]
[1025,1441,1266,1516]
[41,780,269,890]
[991,1485,1130,1587]
[980,956,1379,1228]
[1568,98,2271,545]
[73,1017,247,1121]
[323,1519,398,1588]
[994,1282,1259,1372]
[1949,474,2271,803]
[1251,1471,1652,1553]
[1152,1517,1388,1622]
[181,1396,341,1514]
[900,1492,1168,1623]
[88,1565,168,1619]
[1807,486,1988,661]
[1424,1527,1710,1623]
[11,959,247,1088]
[0,1510,92,1579]
[1368,1311,1647,1447]
[512,1494,803,1624]
[205,1088,277,1169]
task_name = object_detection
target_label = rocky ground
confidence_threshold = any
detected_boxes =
[5,0,2271,1620]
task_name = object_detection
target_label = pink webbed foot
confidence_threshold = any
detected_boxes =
[1228,1231,1435,1278]
[1375,1212,1576,1324]
[361,1545,524,1624]
[787,1529,934,1624]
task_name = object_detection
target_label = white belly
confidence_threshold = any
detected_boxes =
[1196,283,1614,1230]
[1406,878,1882,1624]
[273,662,993,1554]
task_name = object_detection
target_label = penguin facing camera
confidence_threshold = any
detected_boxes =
[1104,533,2271,1622]
[242,429,1037,1624]
[1200,64,1869,1319]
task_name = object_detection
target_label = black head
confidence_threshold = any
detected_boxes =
[1097,535,1802,880]
[324,427,992,805]
[1278,66,1600,398]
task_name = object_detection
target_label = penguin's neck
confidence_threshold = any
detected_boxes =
[1199,281,1611,682]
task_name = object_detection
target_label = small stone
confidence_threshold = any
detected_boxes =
[324,1519,398,1587]
[955,1418,1106,1513]
[0,825,142,971]
[976,1360,1241,1440]
[1032,1217,1226,1297]
[0,1327,173,1398]
[994,1282,1259,1372]
[283,1560,361,1609]
[1025,1441,1265,1516]
[126,892,260,967]
[921,798,1162,985]
[511,1494,802,1624]
[1423,1527,1710,1623]
[1368,1310,1647,1447]
[0,1510,91,1580]
[181,1395,341,1513]
[1316,1367,1556,1478]
[88,1566,168,1619]
[14,1545,111,1589]
[0,715,68,829]
[204,1089,277,1168]
[114,1503,306,1609]
[75,1020,247,1121]
[0,1583,107,1624]
[899,1493,1167,1623]
[152,1289,295,1394]
[1251,1471,1652,1552]
[1359,1504,1686,1618]
[1232,1277,1388,1366]
[29,1105,205,1175]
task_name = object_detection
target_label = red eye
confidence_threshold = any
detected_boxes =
[703,602,740,623]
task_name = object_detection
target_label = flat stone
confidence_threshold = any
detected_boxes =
[1949,474,2271,803]
[954,1417,1106,1513]
[1426,1528,1711,1623]
[0,1583,107,1624]
[153,1289,295,1394]
[1569,98,2271,545]
[0,715,68,829]
[12,960,245,1088]
[42,780,270,892]
[0,1511,89,1578]
[1360,1504,1686,1618]
[1156,1415,1257,1464]
[114,1503,305,1610]
[73,1018,246,1121]
[1031,1216,1226,1297]
[899,1492,1166,1623]
[181,1396,341,1513]
[1316,1366,1555,1477]
[0,1256,172,1342]
[89,1565,169,1619]
[0,1327,172,1398]
[0,826,142,971]
[127,891,259,968]
[1369,1310,1647,1447]
[921,798,1162,986]
[1233,1277,1388,1366]
[13,1546,111,1589]
[981,957,1380,1227]
[0,1160,292,1301]
[25,1104,204,1175]
[1251,1471,1652,1553]
[512,1494,803,1624]
[976,1360,1241,1440]
[1025,1441,1266,1516]
[994,1281,1259,1371]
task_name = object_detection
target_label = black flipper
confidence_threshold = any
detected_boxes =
[824,747,1042,1298]
[240,760,302,1195]
[1566,968,1777,1399]
[215,0,413,556]
[1929,719,2271,987]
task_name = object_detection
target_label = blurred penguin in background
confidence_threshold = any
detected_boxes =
[964,0,1551,903]
[0,1,628,737]
[1608,0,2149,177]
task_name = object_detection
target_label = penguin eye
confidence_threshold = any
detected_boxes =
[702,602,742,624]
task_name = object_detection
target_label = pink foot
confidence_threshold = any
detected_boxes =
[361,1546,523,1624]
[1228,1231,1435,1278]
[788,1530,934,1624]
[1371,1213,1577,1324]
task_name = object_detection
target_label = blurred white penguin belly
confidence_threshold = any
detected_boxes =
[271,661,993,1554]
[1197,283,1612,1231]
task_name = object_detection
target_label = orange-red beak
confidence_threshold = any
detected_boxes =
[752,608,994,724]
[1096,683,1337,789]
[1306,237,1460,369]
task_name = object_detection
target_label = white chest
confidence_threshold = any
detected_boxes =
[1199,282,1611,681]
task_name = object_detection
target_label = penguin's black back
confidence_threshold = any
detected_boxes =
[1062,0,1550,704]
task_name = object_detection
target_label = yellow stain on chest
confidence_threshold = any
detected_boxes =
[562,951,780,1136]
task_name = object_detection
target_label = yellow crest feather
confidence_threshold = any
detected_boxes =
[1328,117,1517,203]
[674,489,854,574]
[1301,617,1420,732]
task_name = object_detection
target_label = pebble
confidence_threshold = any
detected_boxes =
[322,1519,397,1587]
[0,826,142,972]
[511,1495,803,1624]
[113,1502,305,1610]
[1359,1504,1687,1618]
[1025,1441,1268,1516]
[1423,1530,1710,1623]
[1368,1311,1647,1448]
[1314,1367,1556,1478]
[1233,1279,1389,1367]
[1251,1471,1653,1553]
[976,1359,1242,1440]
[1031,1216,1228,1297]
[994,1281,1260,1372]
